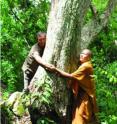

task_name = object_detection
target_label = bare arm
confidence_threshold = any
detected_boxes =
[55,68,74,79]
[33,52,55,70]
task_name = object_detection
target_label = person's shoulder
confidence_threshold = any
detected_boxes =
[32,43,38,48]
[81,61,92,68]
[30,43,39,51]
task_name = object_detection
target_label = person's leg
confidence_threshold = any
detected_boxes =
[72,92,91,124]
[24,72,29,90]
[23,70,34,92]
[72,104,86,124]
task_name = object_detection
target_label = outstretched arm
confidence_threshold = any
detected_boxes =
[33,52,55,71]
[55,68,74,79]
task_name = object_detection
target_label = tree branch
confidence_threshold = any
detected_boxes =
[100,0,117,26]
[9,8,31,48]
[90,3,98,19]
[10,8,25,25]
[81,0,117,49]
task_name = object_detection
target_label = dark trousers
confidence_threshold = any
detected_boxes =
[23,70,34,89]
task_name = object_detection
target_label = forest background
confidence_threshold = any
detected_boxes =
[1,0,117,123]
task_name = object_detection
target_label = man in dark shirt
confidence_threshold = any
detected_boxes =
[22,32,53,91]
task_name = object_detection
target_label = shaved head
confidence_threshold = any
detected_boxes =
[81,49,92,57]
[80,49,92,63]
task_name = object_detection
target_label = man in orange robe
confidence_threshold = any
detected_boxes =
[55,49,98,124]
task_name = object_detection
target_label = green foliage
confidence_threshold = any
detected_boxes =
[1,0,50,97]
[98,113,117,124]
[94,61,117,108]
[1,105,13,124]
[0,91,32,124]
[37,117,56,124]
[28,75,55,123]
[90,42,117,123]
[1,0,117,123]
[89,5,117,122]
[31,75,53,108]
[92,0,108,13]
[7,92,27,116]
[84,0,109,23]
[1,60,16,92]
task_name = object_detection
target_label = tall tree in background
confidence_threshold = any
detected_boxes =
[30,0,117,120]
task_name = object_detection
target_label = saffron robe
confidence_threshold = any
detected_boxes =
[71,61,98,124]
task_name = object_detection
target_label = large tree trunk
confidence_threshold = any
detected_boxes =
[30,0,91,115]
[29,0,117,122]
